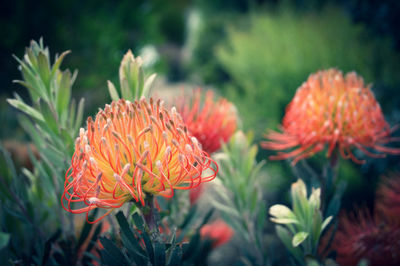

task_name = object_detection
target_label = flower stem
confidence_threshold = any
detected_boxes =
[141,195,160,241]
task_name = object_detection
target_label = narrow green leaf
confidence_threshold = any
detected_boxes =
[292,231,309,247]
[132,212,145,231]
[275,225,303,265]
[50,50,70,82]
[56,70,71,116]
[0,232,10,249]
[182,233,200,261]
[143,73,157,98]
[100,237,129,265]
[74,98,85,134]
[107,80,120,101]
[137,67,145,98]
[39,100,59,134]
[115,211,146,258]
[321,216,333,232]
[37,52,51,92]
[167,245,182,266]
[154,242,166,266]
[7,99,44,121]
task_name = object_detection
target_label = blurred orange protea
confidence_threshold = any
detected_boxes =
[62,98,217,223]
[176,89,237,154]
[200,219,234,248]
[331,209,400,266]
[376,173,400,225]
[262,69,400,164]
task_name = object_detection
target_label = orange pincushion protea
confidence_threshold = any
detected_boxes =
[62,98,217,223]
[262,69,400,164]
[176,89,237,154]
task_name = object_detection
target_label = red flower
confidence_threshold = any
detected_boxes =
[376,173,400,225]
[176,89,237,154]
[200,219,234,248]
[62,98,217,223]
[262,69,400,164]
[331,209,400,266]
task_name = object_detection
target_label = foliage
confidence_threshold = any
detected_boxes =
[213,131,267,264]
[107,50,157,101]
[215,6,400,136]
[6,39,84,235]
[269,179,332,265]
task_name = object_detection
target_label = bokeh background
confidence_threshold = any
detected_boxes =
[1,0,400,217]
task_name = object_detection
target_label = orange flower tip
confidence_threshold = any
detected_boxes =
[263,68,399,164]
[62,98,218,222]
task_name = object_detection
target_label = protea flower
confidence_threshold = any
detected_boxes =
[62,98,217,223]
[262,69,400,164]
[176,89,237,154]
[376,173,400,225]
[200,219,234,248]
[332,209,400,266]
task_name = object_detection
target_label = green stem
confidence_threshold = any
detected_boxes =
[141,195,160,241]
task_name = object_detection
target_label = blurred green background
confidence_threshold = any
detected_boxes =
[1,0,400,209]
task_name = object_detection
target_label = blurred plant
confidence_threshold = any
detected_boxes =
[331,209,400,266]
[0,145,105,265]
[375,173,400,224]
[6,39,84,234]
[200,219,233,248]
[212,131,267,264]
[62,97,217,223]
[214,6,400,136]
[97,209,219,266]
[107,50,157,101]
[269,179,332,265]
[2,39,221,265]
[174,89,238,154]
[262,69,400,165]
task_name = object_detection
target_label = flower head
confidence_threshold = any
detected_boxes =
[332,209,400,266]
[262,69,400,164]
[62,98,217,223]
[200,219,234,248]
[176,89,237,154]
[376,173,400,225]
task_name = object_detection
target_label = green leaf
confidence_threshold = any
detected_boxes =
[100,237,129,265]
[37,52,51,92]
[137,67,145,98]
[321,216,333,231]
[275,225,303,264]
[7,99,44,122]
[167,245,182,266]
[115,211,146,259]
[0,232,10,249]
[132,212,145,231]
[107,80,120,101]
[49,50,70,82]
[154,242,166,266]
[39,100,59,134]
[74,98,85,134]
[143,73,157,98]
[292,231,309,247]
[182,233,200,261]
[269,204,297,219]
[56,69,71,116]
